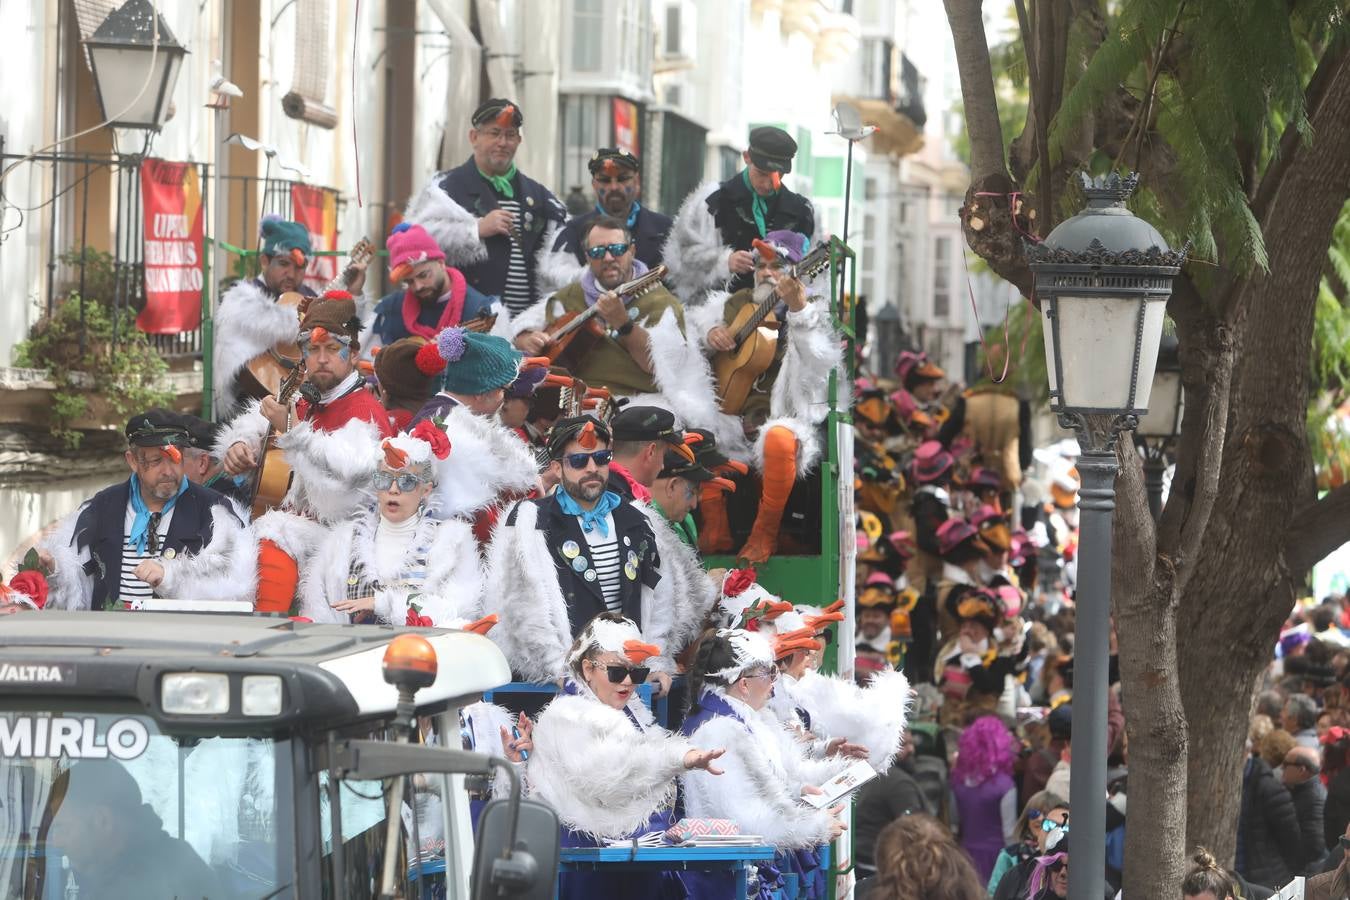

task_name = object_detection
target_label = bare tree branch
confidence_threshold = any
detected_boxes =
[1286,483,1350,577]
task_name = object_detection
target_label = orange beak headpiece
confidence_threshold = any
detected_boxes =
[752,238,780,264]
[289,247,307,267]
[462,614,499,636]
[577,420,599,450]
[495,104,517,128]
[381,439,410,470]
[471,98,523,130]
[774,627,822,660]
[162,445,182,464]
[624,639,662,665]
[770,171,782,191]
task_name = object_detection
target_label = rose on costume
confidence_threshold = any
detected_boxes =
[722,567,757,598]
[411,420,452,460]
[405,602,434,628]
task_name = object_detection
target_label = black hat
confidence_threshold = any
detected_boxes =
[658,448,716,483]
[472,98,523,128]
[1047,703,1073,741]
[125,409,190,448]
[747,126,798,174]
[611,406,683,446]
[546,415,612,459]
[688,427,731,468]
[175,413,221,452]
[588,148,640,175]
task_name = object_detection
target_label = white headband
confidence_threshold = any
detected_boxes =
[566,616,645,667]
[708,628,774,682]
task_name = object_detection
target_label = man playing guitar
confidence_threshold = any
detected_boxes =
[513,216,684,397]
[211,217,368,419]
[218,290,393,611]
[695,230,842,563]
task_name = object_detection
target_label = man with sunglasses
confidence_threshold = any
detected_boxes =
[540,148,673,294]
[484,416,672,694]
[404,99,567,316]
[513,216,687,397]
[31,410,248,611]
[665,126,816,303]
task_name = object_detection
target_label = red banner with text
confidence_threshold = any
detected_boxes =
[138,159,204,333]
[292,184,338,294]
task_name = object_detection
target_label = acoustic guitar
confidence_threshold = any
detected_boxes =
[248,347,309,519]
[239,237,375,402]
[712,245,832,415]
[543,264,669,370]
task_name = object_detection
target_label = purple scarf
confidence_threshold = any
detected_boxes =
[580,258,649,306]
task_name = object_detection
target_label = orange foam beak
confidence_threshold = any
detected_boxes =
[464,614,498,636]
[290,247,307,267]
[774,627,822,659]
[752,238,777,264]
[601,159,620,177]
[721,459,750,476]
[543,374,575,388]
[495,105,516,128]
[770,172,782,190]
[390,262,414,283]
[684,433,704,446]
[577,421,598,450]
[163,445,182,464]
[711,476,737,493]
[382,440,409,470]
[760,599,795,620]
[806,610,846,630]
[822,599,846,616]
[523,357,552,368]
[624,638,662,664]
[357,360,375,376]
[309,326,330,345]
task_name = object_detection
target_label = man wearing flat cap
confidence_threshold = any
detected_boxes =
[664,125,817,302]
[540,148,673,294]
[33,410,250,610]
[606,405,690,502]
[404,99,567,318]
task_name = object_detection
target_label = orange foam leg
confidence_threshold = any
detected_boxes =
[256,539,299,613]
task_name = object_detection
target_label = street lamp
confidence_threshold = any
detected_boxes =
[85,0,188,131]
[1135,334,1184,519]
[1026,171,1187,900]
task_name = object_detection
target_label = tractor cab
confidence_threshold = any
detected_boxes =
[0,612,559,899]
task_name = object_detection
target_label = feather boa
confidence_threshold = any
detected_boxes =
[781,668,913,773]
[403,177,490,268]
[662,181,734,304]
[431,405,540,521]
[276,418,381,524]
[38,505,95,611]
[636,502,719,666]
[158,506,258,604]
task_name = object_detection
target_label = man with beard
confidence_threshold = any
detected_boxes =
[404,99,567,317]
[34,410,250,610]
[664,126,815,302]
[691,229,842,563]
[370,222,499,348]
[212,217,368,419]
[541,148,672,293]
[483,416,669,686]
[218,290,394,611]
[512,217,685,396]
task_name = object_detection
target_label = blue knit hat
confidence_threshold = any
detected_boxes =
[259,215,312,259]
[415,327,522,396]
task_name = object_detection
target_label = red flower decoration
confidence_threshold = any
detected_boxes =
[411,420,451,460]
[10,571,48,610]
[722,567,757,598]
[405,604,433,627]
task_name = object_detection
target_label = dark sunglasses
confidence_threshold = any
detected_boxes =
[597,662,649,684]
[585,242,631,260]
[372,471,427,492]
[1041,819,1069,833]
[1048,860,1066,874]
[565,450,613,470]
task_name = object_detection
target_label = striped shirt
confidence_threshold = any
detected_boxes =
[119,503,174,603]
[581,515,623,612]
[497,198,533,314]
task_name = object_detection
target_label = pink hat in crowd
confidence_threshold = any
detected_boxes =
[912,440,955,484]
[387,222,446,280]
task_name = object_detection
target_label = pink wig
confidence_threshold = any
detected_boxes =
[951,715,1020,784]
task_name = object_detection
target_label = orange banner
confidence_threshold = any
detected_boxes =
[292,184,338,293]
[139,159,204,333]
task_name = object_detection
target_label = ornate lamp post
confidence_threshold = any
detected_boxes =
[1027,172,1187,900]
[1135,334,1184,519]
[84,0,188,132]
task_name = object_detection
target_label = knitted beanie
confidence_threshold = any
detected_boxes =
[374,337,436,405]
[300,290,363,353]
[259,216,312,259]
[414,327,522,396]
[386,222,445,280]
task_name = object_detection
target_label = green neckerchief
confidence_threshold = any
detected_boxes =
[478,162,518,200]
[741,168,778,237]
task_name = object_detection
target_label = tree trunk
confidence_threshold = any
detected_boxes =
[1179,47,1350,861]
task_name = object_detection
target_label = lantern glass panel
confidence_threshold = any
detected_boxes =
[1136,370,1183,439]
[88,44,182,128]
[1042,294,1167,412]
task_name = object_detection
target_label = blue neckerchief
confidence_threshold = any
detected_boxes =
[596,201,641,229]
[128,474,188,554]
[555,488,621,538]
[741,169,777,237]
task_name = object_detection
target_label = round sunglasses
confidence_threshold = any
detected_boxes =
[373,471,428,492]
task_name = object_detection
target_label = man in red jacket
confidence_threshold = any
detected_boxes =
[220,290,394,611]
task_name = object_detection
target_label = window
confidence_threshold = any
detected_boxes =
[665,3,682,55]
[864,177,878,201]
[933,236,952,319]
[571,0,604,72]
[897,200,909,225]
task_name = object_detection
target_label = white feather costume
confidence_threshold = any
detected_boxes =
[526,682,690,840]
[662,182,735,304]
[403,178,565,311]
[777,669,913,774]
[296,509,483,625]
[682,686,840,850]
[634,501,720,660]
[213,406,380,564]
[480,499,667,682]
[430,405,540,521]
[211,279,301,419]
[535,244,587,300]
